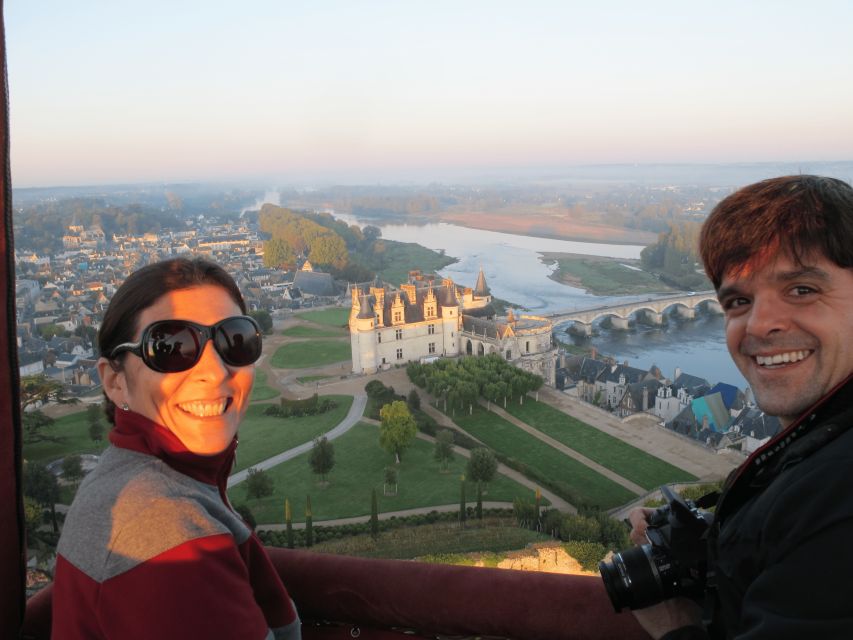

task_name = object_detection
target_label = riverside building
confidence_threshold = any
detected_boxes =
[349,269,557,386]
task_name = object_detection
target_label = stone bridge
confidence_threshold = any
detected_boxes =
[547,291,721,334]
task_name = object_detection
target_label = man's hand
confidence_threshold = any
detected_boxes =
[633,598,703,640]
[627,508,703,638]
[628,507,656,545]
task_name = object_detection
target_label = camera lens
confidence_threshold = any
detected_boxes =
[598,544,670,612]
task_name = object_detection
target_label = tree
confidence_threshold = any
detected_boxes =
[23,462,60,532]
[246,467,274,499]
[459,475,467,527]
[407,388,421,411]
[383,466,398,495]
[21,374,78,414]
[263,237,295,269]
[466,448,497,489]
[22,410,59,445]
[309,436,335,482]
[305,495,313,547]
[234,504,257,531]
[285,498,294,548]
[370,488,379,539]
[434,429,454,472]
[87,403,104,442]
[61,455,84,483]
[249,309,273,334]
[37,323,68,340]
[379,401,417,464]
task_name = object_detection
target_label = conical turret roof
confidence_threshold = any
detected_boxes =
[474,268,490,296]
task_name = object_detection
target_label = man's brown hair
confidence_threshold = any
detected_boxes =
[700,175,853,290]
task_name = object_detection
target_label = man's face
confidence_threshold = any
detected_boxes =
[719,251,853,426]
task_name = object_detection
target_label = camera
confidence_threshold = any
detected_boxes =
[598,485,715,612]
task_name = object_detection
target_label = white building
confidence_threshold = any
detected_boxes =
[349,270,558,385]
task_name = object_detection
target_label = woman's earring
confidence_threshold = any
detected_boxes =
[121,403,130,412]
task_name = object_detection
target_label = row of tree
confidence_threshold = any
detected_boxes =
[407,354,543,411]
[639,221,709,290]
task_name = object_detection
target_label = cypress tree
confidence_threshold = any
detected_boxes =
[285,498,294,549]
[459,475,467,527]
[305,495,313,547]
[370,488,379,539]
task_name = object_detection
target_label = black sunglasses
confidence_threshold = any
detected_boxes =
[109,315,263,373]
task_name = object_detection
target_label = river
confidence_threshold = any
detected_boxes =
[332,213,745,388]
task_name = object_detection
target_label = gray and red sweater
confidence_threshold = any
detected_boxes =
[52,409,300,640]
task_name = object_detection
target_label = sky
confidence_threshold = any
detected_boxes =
[6,1,853,187]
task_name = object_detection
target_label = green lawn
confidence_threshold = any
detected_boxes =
[234,396,354,472]
[503,400,697,489]
[295,308,350,327]
[282,325,348,338]
[541,254,672,296]
[249,370,279,402]
[23,410,110,464]
[445,404,636,509]
[229,422,541,523]
[270,340,351,369]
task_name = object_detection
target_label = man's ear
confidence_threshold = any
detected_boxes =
[98,357,128,408]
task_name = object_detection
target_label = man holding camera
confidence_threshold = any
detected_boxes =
[629,175,853,639]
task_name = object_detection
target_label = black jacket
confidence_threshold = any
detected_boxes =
[665,376,853,639]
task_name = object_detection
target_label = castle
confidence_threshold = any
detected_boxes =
[349,270,558,386]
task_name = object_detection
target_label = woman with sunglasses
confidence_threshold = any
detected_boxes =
[51,258,301,640]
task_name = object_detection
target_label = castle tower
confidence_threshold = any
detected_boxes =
[474,267,490,298]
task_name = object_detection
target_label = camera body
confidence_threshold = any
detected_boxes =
[599,485,714,612]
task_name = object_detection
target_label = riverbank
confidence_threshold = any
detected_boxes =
[541,252,675,296]
[439,208,657,246]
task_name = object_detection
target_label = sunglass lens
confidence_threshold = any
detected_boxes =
[215,317,261,366]
[146,322,202,372]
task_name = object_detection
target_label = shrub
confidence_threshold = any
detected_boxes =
[563,540,608,571]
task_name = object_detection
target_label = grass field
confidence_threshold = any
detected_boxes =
[503,400,697,489]
[23,410,110,464]
[295,308,350,327]
[249,370,279,402]
[541,253,671,296]
[444,404,636,509]
[310,517,549,559]
[228,421,541,523]
[282,325,347,338]
[234,396,354,472]
[377,240,457,285]
[270,340,351,369]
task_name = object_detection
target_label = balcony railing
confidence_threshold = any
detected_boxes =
[23,548,647,639]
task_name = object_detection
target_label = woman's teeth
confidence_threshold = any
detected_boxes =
[178,399,228,417]
[755,351,810,366]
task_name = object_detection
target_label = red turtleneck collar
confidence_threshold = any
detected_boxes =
[109,409,237,487]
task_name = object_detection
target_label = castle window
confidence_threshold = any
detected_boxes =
[396,348,403,360]
[428,342,435,354]
[526,341,530,353]
[427,324,435,335]
[394,311,402,322]
[506,350,511,360]
[396,329,403,340]
[381,357,386,364]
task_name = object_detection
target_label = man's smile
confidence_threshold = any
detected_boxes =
[753,350,813,368]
